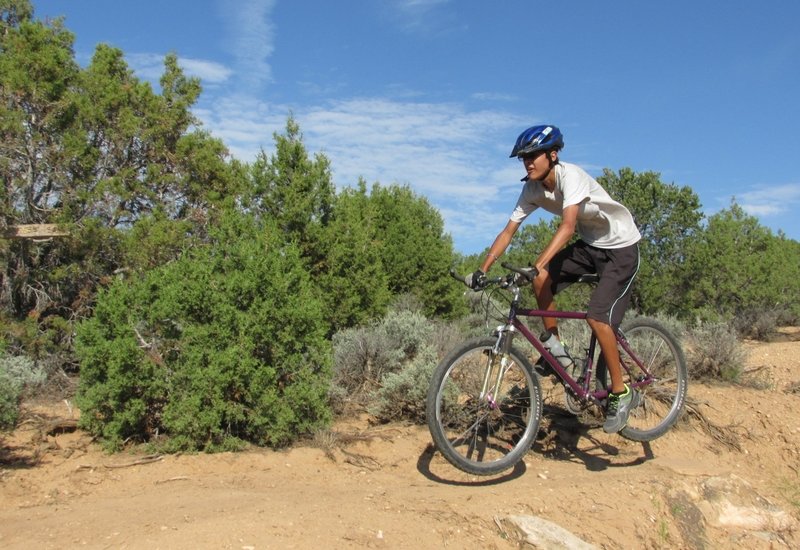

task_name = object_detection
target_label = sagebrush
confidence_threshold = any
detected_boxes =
[0,355,47,431]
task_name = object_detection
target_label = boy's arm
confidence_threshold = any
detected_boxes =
[479,220,521,273]
[534,204,578,272]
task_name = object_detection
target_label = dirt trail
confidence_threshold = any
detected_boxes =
[2,334,799,549]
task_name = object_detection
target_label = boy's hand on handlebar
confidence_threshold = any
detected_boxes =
[499,262,539,283]
[464,269,487,290]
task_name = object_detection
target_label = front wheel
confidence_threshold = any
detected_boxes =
[617,318,688,442]
[426,338,543,476]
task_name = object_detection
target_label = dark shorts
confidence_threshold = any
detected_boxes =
[547,240,640,328]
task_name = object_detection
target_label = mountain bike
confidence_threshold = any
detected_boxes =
[426,263,688,476]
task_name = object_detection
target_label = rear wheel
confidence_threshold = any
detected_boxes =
[617,318,688,441]
[426,338,543,475]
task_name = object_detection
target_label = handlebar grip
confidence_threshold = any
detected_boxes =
[501,262,539,282]
[449,269,467,284]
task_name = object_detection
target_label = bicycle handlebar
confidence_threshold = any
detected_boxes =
[450,263,539,290]
[501,262,539,282]
[449,269,504,286]
[448,269,466,284]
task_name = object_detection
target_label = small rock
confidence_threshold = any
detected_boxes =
[502,515,598,550]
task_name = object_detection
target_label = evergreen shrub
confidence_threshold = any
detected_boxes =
[75,214,332,451]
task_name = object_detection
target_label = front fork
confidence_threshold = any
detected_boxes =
[480,325,516,408]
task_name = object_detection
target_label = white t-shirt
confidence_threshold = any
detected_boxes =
[510,162,641,249]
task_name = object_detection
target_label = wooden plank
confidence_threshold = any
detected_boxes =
[2,224,70,239]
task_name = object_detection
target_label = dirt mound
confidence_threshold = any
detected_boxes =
[2,338,799,549]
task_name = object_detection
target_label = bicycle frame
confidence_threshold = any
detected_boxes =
[498,297,654,407]
[430,266,688,475]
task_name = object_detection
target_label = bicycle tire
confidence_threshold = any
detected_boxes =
[426,337,543,475]
[617,318,688,442]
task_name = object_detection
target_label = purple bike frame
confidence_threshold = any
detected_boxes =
[507,308,650,404]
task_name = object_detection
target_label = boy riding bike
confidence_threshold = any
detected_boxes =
[464,125,641,433]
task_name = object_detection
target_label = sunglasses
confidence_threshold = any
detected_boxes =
[518,150,546,162]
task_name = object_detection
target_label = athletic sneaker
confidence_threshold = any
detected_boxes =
[603,384,638,434]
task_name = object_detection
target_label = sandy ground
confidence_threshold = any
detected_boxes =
[1,331,799,549]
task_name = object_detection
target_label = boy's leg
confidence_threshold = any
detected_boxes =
[534,241,596,336]
[582,244,640,433]
[586,244,639,389]
[533,271,559,334]
[588,318,625,392]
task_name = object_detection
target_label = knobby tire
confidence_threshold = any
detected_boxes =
[617,318,688,441]
[426,338,543,476]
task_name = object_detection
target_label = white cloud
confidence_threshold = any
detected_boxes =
[299,98,513,195]
[222,0,277,92]
[737,183,800,217]
[193,94,288,159]
[439,205,512,249]
[298,98,528,252]
[178,58,233,84]
[187,2,529,252]
[124,53,164,81]
[192,94,527,252]
[126,53,232,86]
[471,92,517,102]
[387,0,460,34]
[741,204,784,216]
[395,0,452,12]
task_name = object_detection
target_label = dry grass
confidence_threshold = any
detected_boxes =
[681,395,743,452]
[309,427,399,470]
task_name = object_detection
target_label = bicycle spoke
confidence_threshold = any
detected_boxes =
[427,338,542,475]
[617,319,688,442]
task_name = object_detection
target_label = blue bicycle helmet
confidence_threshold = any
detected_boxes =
[509,125,564,158]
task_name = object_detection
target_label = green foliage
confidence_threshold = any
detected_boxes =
[247,121,466,329]
[1,10,231,373]
[243,120,394,333]
[69,46,231,225]
[319,180,391,331]
[461,217,589,313]
[683,203,800,323]
[369,183,466,319]
[121,211,195,273]
[246,117,334,268]
[506,218,561,267]
[0,369,20,430]
[75,212,332,451]
[1,0,33,27]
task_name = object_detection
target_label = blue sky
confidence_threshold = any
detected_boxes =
[33,0,800,253]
